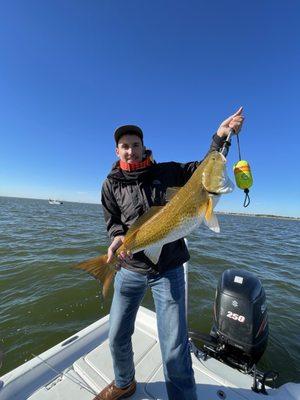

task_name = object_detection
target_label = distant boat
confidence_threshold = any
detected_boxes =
[48,199,63,205]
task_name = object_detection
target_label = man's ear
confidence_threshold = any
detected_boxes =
[115,147,120,158]
[143,146,147,157]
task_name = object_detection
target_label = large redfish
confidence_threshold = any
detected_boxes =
[73,151,234,296]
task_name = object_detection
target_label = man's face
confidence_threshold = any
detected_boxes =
[116,134,144,163]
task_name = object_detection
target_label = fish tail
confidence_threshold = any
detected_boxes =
[72,254,117,297]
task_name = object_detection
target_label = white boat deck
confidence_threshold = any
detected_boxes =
[0,307,299,400]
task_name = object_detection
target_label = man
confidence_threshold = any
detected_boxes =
[94,108,244,400]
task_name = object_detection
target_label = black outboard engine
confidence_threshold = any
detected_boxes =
[210,269,268,370]
[189,269,277,393]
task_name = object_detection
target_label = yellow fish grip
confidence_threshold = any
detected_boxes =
[233,160,253,207]
[233,160,253,190]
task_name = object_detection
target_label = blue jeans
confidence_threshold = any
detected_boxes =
[109,266,197,400]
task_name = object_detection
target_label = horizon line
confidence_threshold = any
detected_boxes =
[1,195,299,220]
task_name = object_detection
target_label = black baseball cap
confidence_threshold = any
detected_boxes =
[114,125,143,145]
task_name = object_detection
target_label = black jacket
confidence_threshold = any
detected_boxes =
[101,133,227,274]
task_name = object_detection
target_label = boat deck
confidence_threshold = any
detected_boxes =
[0,307,298,400]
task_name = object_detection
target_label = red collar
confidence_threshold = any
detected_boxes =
[119,156,153,171]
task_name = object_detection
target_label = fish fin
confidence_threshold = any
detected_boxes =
[143,245,163,265]
[198,202,207,220]
[165,187,181,202]
[72,254,117,297]
[205,212,220,233]
[210,193,221,208]
[125,206,164,239]
[204,197,220,233]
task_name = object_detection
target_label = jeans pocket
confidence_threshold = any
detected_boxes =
[114,269,125,292]
[115,268,146,297]
[163,266,185,302]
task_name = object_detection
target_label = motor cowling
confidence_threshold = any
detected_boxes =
[211,269,268,368]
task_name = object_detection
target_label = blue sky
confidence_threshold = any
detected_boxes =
[1,1,299,217]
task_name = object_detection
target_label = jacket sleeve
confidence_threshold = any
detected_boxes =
[206,132,227,156]
[176,133,228,185]
[101,179,126,240]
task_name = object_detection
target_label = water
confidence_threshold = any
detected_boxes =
[0,196,299,385]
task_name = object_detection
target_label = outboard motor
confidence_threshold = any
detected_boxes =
[210,268,268,370]
[190,269,269,372]
[189,269,278,393]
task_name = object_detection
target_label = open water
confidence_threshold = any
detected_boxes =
[0,196,299,386]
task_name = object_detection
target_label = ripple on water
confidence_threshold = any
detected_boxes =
[0,197,299,385]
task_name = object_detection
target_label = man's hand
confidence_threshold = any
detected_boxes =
[107,235,124,262]
[217,107,244,138]
[107,235,133,269]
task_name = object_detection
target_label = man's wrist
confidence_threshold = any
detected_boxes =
[213,132,226,144]
[216,130,227,138]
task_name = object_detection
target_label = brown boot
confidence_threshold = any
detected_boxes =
[93,379,136,400]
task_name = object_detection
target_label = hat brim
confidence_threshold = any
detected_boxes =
[114,125,143,144]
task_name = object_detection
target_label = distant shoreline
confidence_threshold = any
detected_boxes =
[216,211,300,221]
[1,195,299,221]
